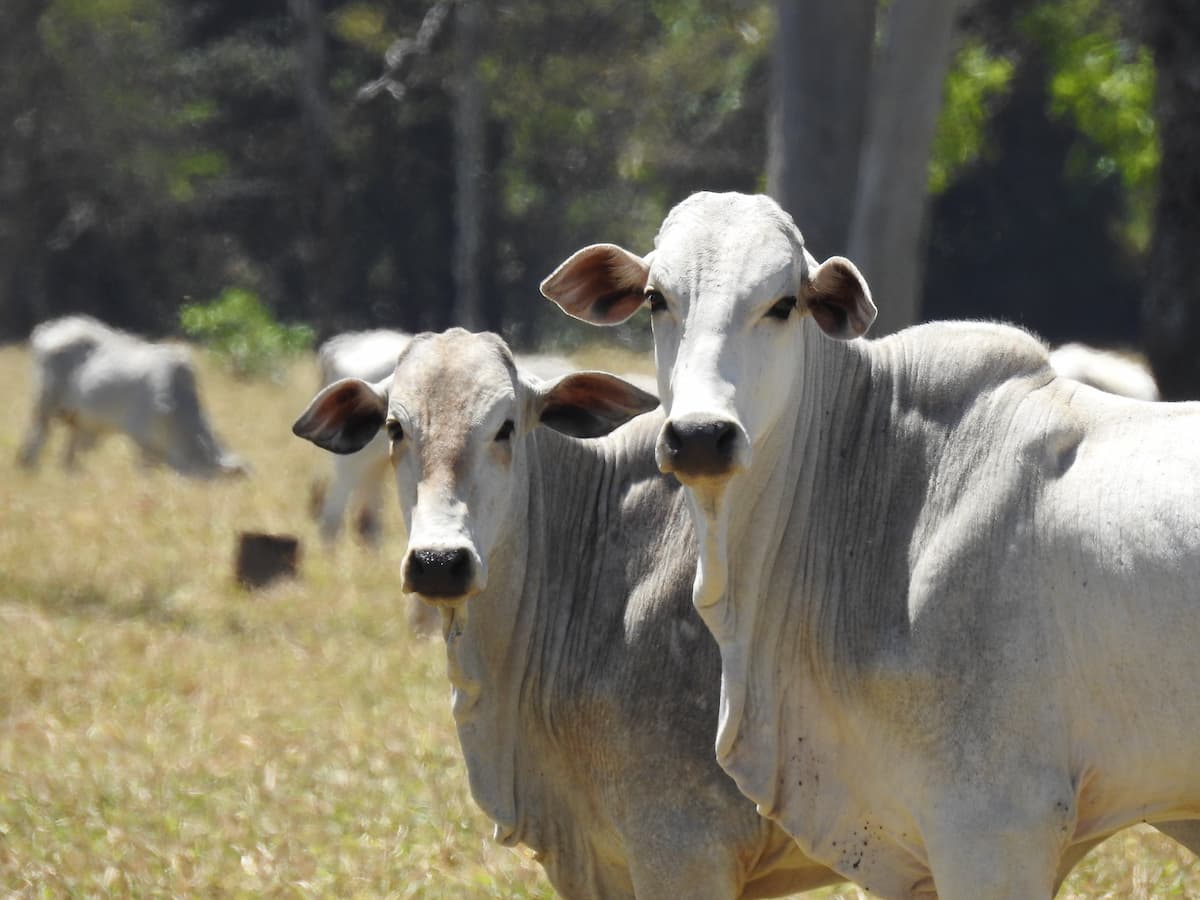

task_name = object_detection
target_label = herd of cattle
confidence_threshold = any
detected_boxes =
[16,191,1198,898]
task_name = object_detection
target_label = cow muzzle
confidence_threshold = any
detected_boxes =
[402,546,482,604]
[656,414,749,482]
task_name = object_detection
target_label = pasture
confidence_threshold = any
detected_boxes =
[0,341,1196,898]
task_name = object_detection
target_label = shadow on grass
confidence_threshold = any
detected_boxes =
[0,571,200,632]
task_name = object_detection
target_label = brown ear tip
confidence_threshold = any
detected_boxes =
[633,387,659,410]
[859,304,878,334]
[538,273,560,299]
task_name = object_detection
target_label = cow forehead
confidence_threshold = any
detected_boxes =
[653,192,801,302]
[389,330,518,435]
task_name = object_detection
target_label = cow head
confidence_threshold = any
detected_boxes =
[541,192,875,494]
[293,329,658,607]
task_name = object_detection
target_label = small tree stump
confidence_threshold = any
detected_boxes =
[235,532,300,589]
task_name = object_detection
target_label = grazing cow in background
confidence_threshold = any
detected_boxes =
[293,328,841,899]
[1048,342,1160,401]
[18,315,246,478]
[312,328,585,545]
[542,191,1200,898]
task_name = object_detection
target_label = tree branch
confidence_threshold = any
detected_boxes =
[356,0,456,103]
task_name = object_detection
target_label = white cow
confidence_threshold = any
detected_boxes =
[292,328,841,899]
[1048,342,1160,401]
[542,191,1200,898]
[18,315,246,477]
[312,329,413,544]
[312,328,584,544]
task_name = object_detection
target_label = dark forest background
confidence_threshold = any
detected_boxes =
[3,0,1198,392]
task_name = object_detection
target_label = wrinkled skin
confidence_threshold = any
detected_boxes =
[293,328,842,899]
[542,192,1200,898]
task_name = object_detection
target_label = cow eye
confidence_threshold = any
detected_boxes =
[645,288,667,313]
[386,420,404,442]
[494,419,514,442]
[766,296,797,321]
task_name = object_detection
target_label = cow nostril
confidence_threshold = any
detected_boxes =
[661,418,741,478]
[663,421,683,454]
[715,422,737,456]
[407,547,475,598]
[447,547,470,578]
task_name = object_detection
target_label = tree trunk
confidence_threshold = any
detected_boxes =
[0,0,53,338]
[452,0,487,331]
[847,0,960,337]
[289,0,340,324]
[1141,0,1200,400]
[766,0,876,255]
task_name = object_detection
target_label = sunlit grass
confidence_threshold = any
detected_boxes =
[0,341,1195,897]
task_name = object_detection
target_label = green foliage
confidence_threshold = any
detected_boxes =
[179,289,314,380]
[483,1,770,344]
[1023,0,1159,249]
[0,0,1168,345]
[330,2,391,54]
[930,41,1015,194]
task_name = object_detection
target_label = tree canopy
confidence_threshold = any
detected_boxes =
[0,0,1176,357]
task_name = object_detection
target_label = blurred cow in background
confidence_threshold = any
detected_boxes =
[18,315,247,478]
[311,329,413,545]
[1048,342,1161,401]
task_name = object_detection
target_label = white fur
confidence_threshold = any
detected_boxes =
[19,315,245,477]
[293,329,839,898]
[544,192,1200,898]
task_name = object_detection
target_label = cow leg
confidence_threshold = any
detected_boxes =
[61,424,97,470]
[353,453,391,547]
[627,850,740,900]
[622,805,743,900]
[318,455,359,543]
[137,443,164,470]
[307,477,328,522]
[354,500,382,546]
[17,411,50,468]
[924,808,1066,900]
[926,833,1061,899]
[19,367,61,468]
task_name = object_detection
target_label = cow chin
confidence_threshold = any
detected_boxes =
[408,588,476,610]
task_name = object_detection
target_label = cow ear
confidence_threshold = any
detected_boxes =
[540,244,651,325]
[801,256,877,340]
[529,371,659,438]
[293,376,391,454]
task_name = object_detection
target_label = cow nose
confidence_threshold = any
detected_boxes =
[658,417,745,479]
[405,547,474,599]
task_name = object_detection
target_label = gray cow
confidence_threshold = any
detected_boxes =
[293,328,839,899]
[18,315,246,477]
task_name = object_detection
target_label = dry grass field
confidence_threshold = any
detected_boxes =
[0,341,1197,898]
